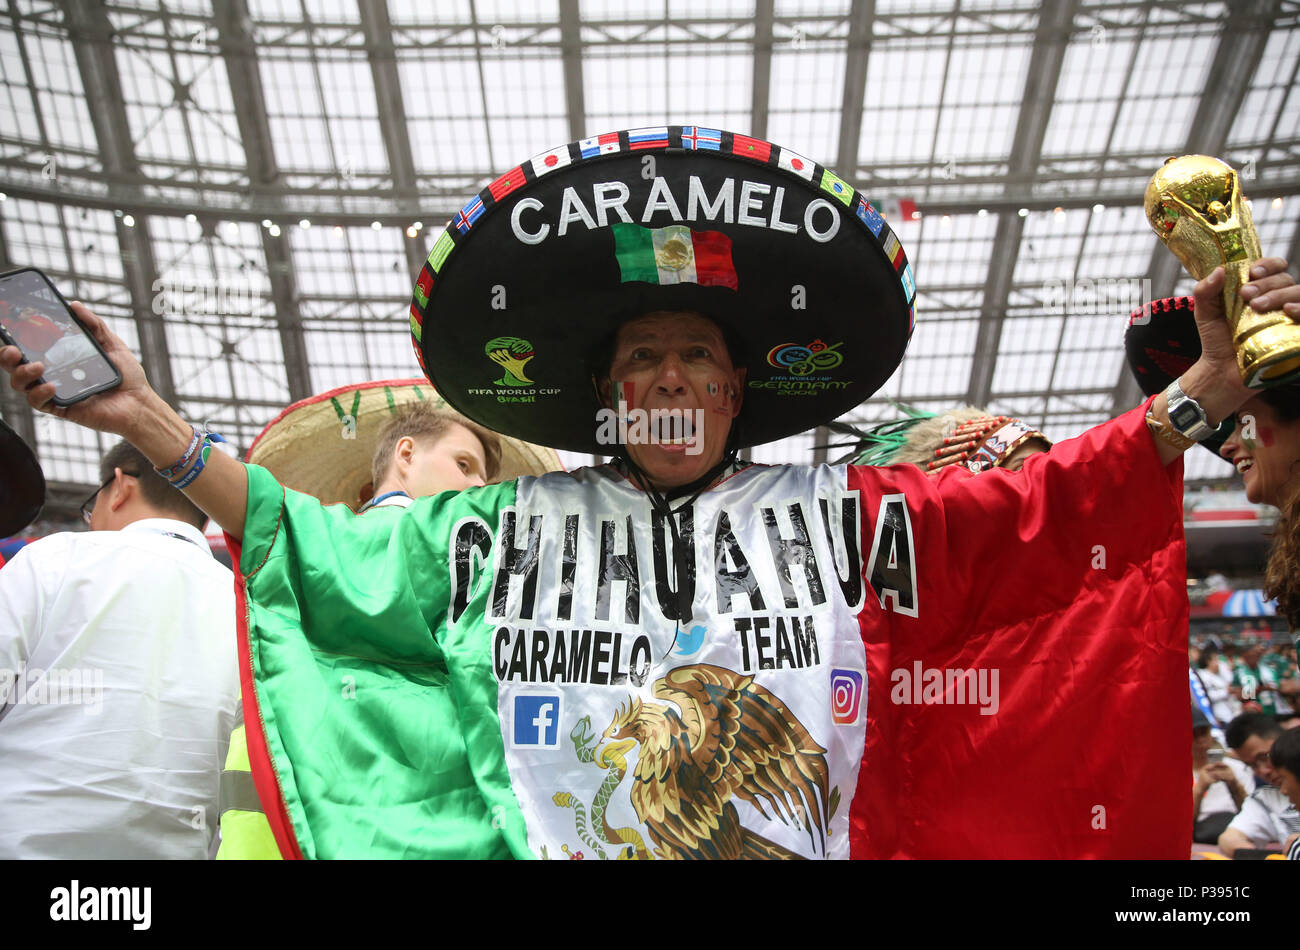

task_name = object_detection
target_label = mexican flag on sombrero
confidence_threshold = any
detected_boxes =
[246,379,562,507]
[408,126,918,452]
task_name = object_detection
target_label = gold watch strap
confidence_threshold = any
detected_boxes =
[1145,410,1196,451]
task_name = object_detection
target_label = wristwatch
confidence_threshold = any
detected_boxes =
[1163,377,1217,442]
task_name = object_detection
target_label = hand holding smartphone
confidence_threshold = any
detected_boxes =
[0,267,121,405]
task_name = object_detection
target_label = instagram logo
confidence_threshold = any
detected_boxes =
[830,668,864,725]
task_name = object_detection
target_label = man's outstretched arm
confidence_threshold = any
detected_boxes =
[1147,258,1299,467]
[1,302,250,541]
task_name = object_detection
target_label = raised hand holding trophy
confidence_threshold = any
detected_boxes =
[1146,154,1300,387]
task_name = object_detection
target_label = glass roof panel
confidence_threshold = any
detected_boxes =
[0,0,1294,499]
[400,53,495,175]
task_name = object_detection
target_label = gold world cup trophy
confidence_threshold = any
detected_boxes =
[1146,155,1300,387]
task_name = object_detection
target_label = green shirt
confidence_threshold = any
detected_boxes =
[236,464,512,858]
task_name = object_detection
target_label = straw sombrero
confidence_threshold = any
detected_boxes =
[0,418,43,535]
[408,125,917,453]
[246,379,562,507]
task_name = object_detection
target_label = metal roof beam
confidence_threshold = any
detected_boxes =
[1110,0,1282,417]
[750,0,774,139]
[214,0,311,402]
[60,0,178,408]
[966,0,1078,408]
[358,0,425,279]
[559,0,586,141]
[814,0,875,464]
[835,0,874,176]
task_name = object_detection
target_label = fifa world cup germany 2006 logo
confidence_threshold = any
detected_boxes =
[767,338,845,377]
[485,336,536,387]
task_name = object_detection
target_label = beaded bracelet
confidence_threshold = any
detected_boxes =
[155,426,202,480]
[172,431,228,490]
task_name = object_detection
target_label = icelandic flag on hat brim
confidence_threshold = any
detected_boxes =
[628,127,669,150]
[530,146,572,176]
[681,126,722,150]
[579,133,621,158]
[612,222,738,290]
[454,196,485,235]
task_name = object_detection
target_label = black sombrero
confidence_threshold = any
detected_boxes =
[408,126,917,453]
[0,418,44,536]
[1123,295,1231,455]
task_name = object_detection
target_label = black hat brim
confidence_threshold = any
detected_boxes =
[410,127,916,453]
[0,418,44,536]
[1123,297,1230,456]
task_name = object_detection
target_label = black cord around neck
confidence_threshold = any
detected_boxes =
[616,448,739,664]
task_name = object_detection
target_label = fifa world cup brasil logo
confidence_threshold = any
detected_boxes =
[1146,155,1300,387]
[485,335,535,387]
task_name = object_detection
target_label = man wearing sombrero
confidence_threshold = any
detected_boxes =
[6,128,1300,859]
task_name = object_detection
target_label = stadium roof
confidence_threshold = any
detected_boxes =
[2,0,1299,516]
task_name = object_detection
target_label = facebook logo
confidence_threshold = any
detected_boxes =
[512,694,561,749]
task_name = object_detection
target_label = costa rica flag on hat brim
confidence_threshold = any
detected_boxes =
[409,126,916,454]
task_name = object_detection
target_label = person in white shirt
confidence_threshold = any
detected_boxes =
[0,440,238,859]
[1195,643,1240,724]
[1264,727,1300,859]
[1218,712,1300,855]
[1192,707,1252,843]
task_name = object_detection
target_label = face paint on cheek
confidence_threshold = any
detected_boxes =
[708,380,735,415]
[1256,426,1276,448]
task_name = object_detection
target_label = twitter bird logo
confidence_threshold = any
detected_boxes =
[675,625,707,657]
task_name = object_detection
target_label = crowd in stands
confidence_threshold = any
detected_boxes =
[1190,638,1300,857]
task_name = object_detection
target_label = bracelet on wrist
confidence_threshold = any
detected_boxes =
[162,427,227,489]
[155,426,202,480]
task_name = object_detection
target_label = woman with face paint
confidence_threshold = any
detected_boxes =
[1218,385,1300,630]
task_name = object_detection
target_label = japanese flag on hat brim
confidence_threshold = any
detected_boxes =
[246,379,563,508]
[408,126,917,454]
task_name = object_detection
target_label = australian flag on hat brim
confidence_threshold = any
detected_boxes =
[856,196,886,238]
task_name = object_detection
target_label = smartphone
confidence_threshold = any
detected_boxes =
[0,267,121,406]
[1207,748,1227,764]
